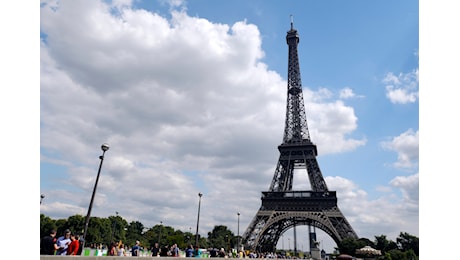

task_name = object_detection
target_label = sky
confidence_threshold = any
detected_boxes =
[5,0,460,257]
[36,0,421,254]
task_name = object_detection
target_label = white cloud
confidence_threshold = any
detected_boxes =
[383,69,419,104]
[390,173,419,206]
[381,129,419,169]
[339,87,355,99]
[325,175,418,241]
[339,87,365,100]
[304,89,367,154]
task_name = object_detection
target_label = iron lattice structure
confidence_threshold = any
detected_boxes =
[242,22,358,253]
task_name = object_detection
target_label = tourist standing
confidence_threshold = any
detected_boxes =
[118,243,127,256]
[67,233,80,255]
[131,241,141,256]
[151,242,160,257]
[55,229,72,255]
[40,229,58,255]
[185,244,194,257]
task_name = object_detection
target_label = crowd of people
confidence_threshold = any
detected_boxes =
[40,228,265,258]
[40,229,83,256]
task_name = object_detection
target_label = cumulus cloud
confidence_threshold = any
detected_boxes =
[325,175,418,240]
[390,173,419,206]
[381,129,419,169]
[383,69,419,104]
[339,87,364,99]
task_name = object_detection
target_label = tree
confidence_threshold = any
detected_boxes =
[126,220,144,247]
[40,214,57,238]
[397,232,419,256]
[207,225,234,250]
[387,248,405,260]
[337,237,361,255]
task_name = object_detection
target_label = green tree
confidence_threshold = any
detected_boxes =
[126,220,144,247]
[404,249,417,260]
[85,217,112,245]
[40,214,57,238]
[337,237,363,256]
[396,232,419,256]
[67,214,85,235]
[109,214,128,244]
[375,235,390,253]
[387,248,405,260]
[207,225,234,249]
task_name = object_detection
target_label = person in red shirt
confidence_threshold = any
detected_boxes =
[67,233,80,255]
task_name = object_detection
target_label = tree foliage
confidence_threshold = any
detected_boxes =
[41,213,417,259]
[336,232,419,260]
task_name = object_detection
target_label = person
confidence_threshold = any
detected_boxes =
[131,240,140,256]
[108,242,118,256]
[67,233,80,255]
[55,229,72,255]
[193,245,201,258]
[160,244,169,256]
[209,248,218,257]
[185,244,194,257]
[218,248,226,257]
[118,243,127,256]
[76,234,85,255]
[151,242,160,257]
[171,244,179,257]
[40,229,59,255]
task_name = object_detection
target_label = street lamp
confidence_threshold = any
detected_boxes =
[111,211,119,243]
[237,212,240,251]
[81,143,110,251]
[158,221,163,246]
[40,194,45,204]
[195,192,203,247]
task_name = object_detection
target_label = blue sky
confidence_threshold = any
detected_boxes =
[9,0,456,256]
[35,0,421,253]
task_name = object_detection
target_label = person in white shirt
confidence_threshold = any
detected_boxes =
[55,229,72,255]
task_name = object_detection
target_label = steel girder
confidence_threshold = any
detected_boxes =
[242,206,358,253]
[242,22,358,253]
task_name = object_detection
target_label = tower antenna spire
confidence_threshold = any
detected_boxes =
[290,14,294,30]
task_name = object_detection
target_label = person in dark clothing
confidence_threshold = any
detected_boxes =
[131,241,141,256]
[185,244,194,257]
[160,244,169,256]
[76,235,85,255]
[209,248,218,257]
[40,229,58,255]
[151,242,160,257]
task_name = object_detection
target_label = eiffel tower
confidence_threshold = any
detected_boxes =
[242,20,358,253]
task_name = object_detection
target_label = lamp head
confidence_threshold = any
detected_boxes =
[101,143,110,152]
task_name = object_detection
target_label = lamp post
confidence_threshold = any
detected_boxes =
[195,192,203,247]
[111,211,119,243]
[237,212,240,251]
[81,143,110,250]
[282,235,284,250]
[40,194,45,204]
[158,221,163,246]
